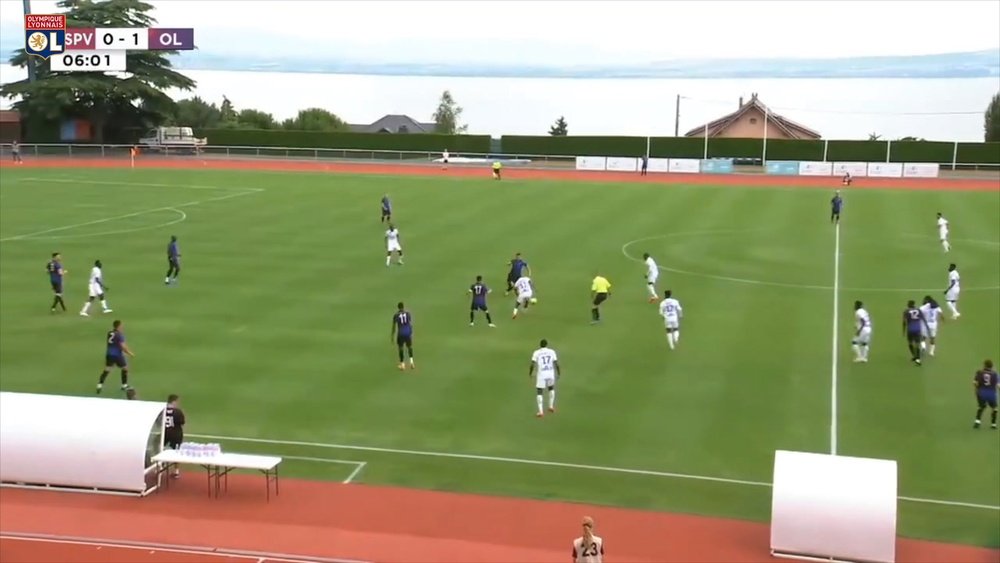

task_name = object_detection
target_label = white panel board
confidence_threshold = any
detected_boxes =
[575,156,607,171]
[867,162,904,178]
[798,161,834,176]
[605,157,639,172]
[771,450,897,563]
[832,162,868,177]
[902,163,940,178]
[667,158,701,173]
[647,158,671,173]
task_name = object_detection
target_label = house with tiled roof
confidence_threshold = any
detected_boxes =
[685,94,821,140]
[349,114,437,134]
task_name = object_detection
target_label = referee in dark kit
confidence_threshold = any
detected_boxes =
[164,394,186,478]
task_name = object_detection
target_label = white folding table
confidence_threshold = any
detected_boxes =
[152,450,283,501]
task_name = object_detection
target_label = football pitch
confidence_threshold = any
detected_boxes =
[0,166,997,548]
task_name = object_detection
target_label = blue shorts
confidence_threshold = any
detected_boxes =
[50,280,63,294]
[977,392,997,409]
[471,301,488,311]
[105,354,127,368]
[396,334,412,347]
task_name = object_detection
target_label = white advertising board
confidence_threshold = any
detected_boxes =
[667,159,701,174]
[867,162,904,178]
[771,450,897,563]
[605,157,638,172]
[798,161,834,176]
[646,158,671,173]
[832,162,868,177]
[902,163,940,178]
[575,156,607,171]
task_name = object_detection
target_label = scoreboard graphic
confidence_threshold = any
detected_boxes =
[24,13,194,72]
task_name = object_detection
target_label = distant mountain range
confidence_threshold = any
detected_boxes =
[2,31,998,79]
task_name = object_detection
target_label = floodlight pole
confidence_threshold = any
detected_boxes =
[24,0,37,82]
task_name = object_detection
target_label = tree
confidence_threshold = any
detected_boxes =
[896,136,926,142]
[867,132,882,141]
[237,109,277,129]
[432,90,467,134]
[986,92,1000,142]
[219,95,238,126]
[169,96,221,129]
[281,108,349,131]
[548,116,568,136]
[0,0,195,142]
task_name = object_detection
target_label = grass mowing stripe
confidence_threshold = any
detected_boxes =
[190,433,1000,511]
[831,221,841,455]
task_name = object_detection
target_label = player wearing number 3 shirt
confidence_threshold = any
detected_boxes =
[529,339,560,418]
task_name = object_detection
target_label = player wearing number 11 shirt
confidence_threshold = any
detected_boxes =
[391,302,415,370]
[529,339,560,418]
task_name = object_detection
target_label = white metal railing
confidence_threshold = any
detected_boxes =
[0,143,997,171]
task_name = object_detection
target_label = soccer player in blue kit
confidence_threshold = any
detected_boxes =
[391,302,415,370]
[902,300,926,365]
[831,190,843,224]
[973,360,998,430]
[97,319,135,394]
[381,194,392,223]
[46,252,67,312]
[505,253,530,295]
[165,236,181,285]
[469,275,495,327]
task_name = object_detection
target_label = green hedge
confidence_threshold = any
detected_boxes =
[197,129,491,154]
[497,136,1000,165]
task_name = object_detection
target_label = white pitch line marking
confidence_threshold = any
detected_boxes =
[280,455,368,483]
[0,186,262,242]
[188,433,999,511]
[830,222,841,456]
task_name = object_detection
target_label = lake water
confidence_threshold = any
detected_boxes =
[2,65,998,142]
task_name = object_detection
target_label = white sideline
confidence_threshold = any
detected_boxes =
[0,532,370,563]
[0,178,264,242]
[831,222,841,455]
[189,433,1000,511]
[282,455,368,484]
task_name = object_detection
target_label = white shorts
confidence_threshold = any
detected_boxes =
[946,288,960,302]
[854,327,872,345]
[647,273,658,285]
[664,317,679,330]
[517,291,534,304]
[387,241,402,253]
[921,323,938,338]
[535,374,555,389]
[939,230,949,241]
[88,283,103,298]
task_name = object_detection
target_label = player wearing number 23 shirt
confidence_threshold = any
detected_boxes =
[973,360,998,430]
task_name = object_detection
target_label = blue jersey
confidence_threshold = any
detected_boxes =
[381,197,391,212]
[903,307,923,333]
[509,258,528,279]
[168,241,179,259]
[393,311,412,336]
[471,282,489,305]
[46,260,63,282]
[975,370,998,393]
[831,196,842,212]
[106,329,125,357]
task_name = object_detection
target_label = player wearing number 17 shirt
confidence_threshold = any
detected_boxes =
[391,302,415,370]
[973,360,998,430]
[852,301,872,363]
[658,290,683,350]
[469,275,495,327]
[529,339,560,417]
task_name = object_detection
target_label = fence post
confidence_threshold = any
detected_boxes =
[702,123,709,159]
[822,139,829,162]
[68,144,72,157]
[951,141,958,171]
[885,139,891,163]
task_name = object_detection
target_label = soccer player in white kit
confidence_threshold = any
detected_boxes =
[852,300,872,362]
[642,253,659,303]
[936,212,950,253]
[658,290,683,350]
[385,224,403,266]
[511,276,534,319]
[944,263,961,319]
[919,295,943,356]
[80,259,112,316]
[572,516,604,563]
[529,338,560,417]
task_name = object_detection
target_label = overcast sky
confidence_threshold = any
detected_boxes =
[1,0,998,63]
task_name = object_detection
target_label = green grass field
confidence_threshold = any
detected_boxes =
[1,167,997,547]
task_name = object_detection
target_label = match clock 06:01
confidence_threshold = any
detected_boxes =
[50,50,127,72]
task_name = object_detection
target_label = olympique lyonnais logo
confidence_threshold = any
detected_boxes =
[25,14,66,59]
